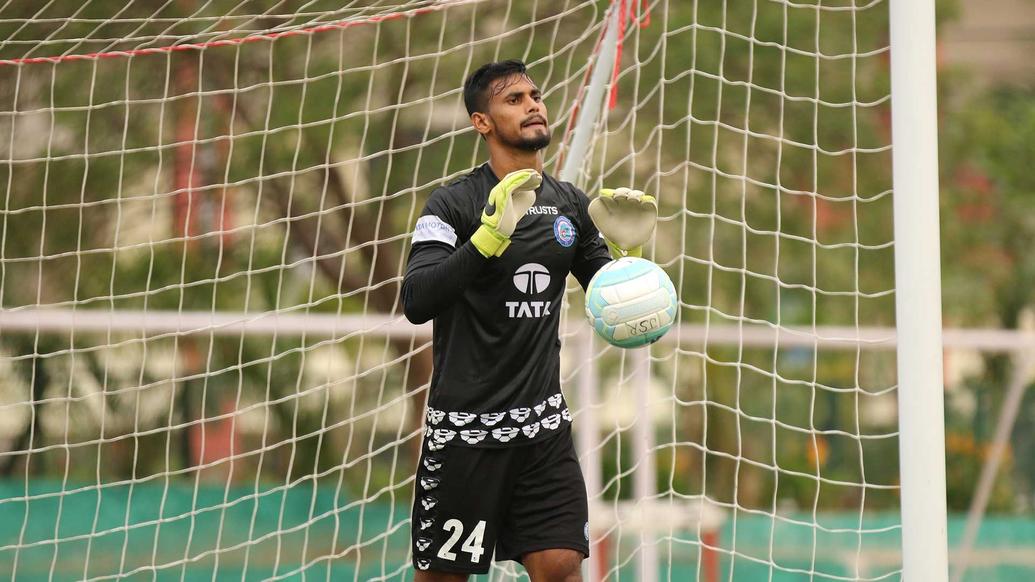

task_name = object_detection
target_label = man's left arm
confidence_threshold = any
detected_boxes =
[571,188,613,290]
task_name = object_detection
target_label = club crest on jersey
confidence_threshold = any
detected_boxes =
[424,457,442,472]
[421,496,438,510]
[522,422,541,439]
[449,412,476,426]
[492,427,520,443]
[416,537,432,551]
[480,412,505,426]
[460,429,487,444]
[553,215,576,247]
[510,407,531,422]
[542,413,562,430]
[548,394,563,408]
[427,408,445,425]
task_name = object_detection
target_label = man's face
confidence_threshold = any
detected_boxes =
[481,74,550,151]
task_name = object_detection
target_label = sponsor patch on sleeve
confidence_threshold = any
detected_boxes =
[412,215,457,247]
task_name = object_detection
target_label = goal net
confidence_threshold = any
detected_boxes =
[0,1,940,580]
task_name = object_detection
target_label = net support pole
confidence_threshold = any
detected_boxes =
[558,2,621,185]
[576,327,604,582]
[889,1,949,580]
[632,348,658,582]
[951,346,1035,582]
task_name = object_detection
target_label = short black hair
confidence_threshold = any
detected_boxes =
[463,59,528,116]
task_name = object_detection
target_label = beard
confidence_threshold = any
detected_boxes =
[498,125,551,152]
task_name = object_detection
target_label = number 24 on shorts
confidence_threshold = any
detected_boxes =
[437,519,486,563]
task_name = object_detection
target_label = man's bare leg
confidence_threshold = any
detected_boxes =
[523,548,584,582]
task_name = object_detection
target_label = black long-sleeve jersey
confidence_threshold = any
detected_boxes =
[401,163,611,448]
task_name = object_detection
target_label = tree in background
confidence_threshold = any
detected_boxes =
[940,82,1035,511]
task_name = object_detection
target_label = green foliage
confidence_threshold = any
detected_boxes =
[939,84,1035,512]
[941,86,1035,328]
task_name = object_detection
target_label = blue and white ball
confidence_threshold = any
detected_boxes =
[585,257,678,349]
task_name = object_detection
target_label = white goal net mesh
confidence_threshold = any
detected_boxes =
[0,1,902,580]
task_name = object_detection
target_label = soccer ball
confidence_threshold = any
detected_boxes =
[584,257,678,349]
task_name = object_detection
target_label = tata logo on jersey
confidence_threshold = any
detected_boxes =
[507,263,552,318]
[512,263,550,294]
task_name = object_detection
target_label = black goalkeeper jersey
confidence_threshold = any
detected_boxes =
[401,163,611,448]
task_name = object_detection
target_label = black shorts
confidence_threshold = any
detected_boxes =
[410,425,589,575]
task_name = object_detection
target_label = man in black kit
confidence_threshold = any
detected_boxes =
[401,60,657,581]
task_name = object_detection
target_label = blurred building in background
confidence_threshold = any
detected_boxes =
[942,0,1035,85]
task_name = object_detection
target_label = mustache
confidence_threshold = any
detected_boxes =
[521,115,548,127]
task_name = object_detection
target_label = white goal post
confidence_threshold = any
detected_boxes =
[888,0,949,579]
[0,1,950,581]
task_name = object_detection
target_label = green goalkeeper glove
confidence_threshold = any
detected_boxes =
[588,187,658,258]
[470,169,542,257]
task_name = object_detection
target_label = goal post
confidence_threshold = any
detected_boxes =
[888,0,949,579]
[0,1,951,580]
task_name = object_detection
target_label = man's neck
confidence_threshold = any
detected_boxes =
[487,146,543,179]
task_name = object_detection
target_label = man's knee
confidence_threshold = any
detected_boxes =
[523,548,585,582]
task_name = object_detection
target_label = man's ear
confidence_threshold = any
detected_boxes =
[471,111,492,138]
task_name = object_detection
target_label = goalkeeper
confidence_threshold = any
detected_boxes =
[401,59,656,581]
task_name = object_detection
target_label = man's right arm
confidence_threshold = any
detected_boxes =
[401,239,488,324]
[401,169,542,324]
[400,188,489,324]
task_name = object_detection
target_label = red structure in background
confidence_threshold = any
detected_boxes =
[953,164,996,224]
[173,55,201,244]
[172,37,237,478]
[189,400,242,479]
